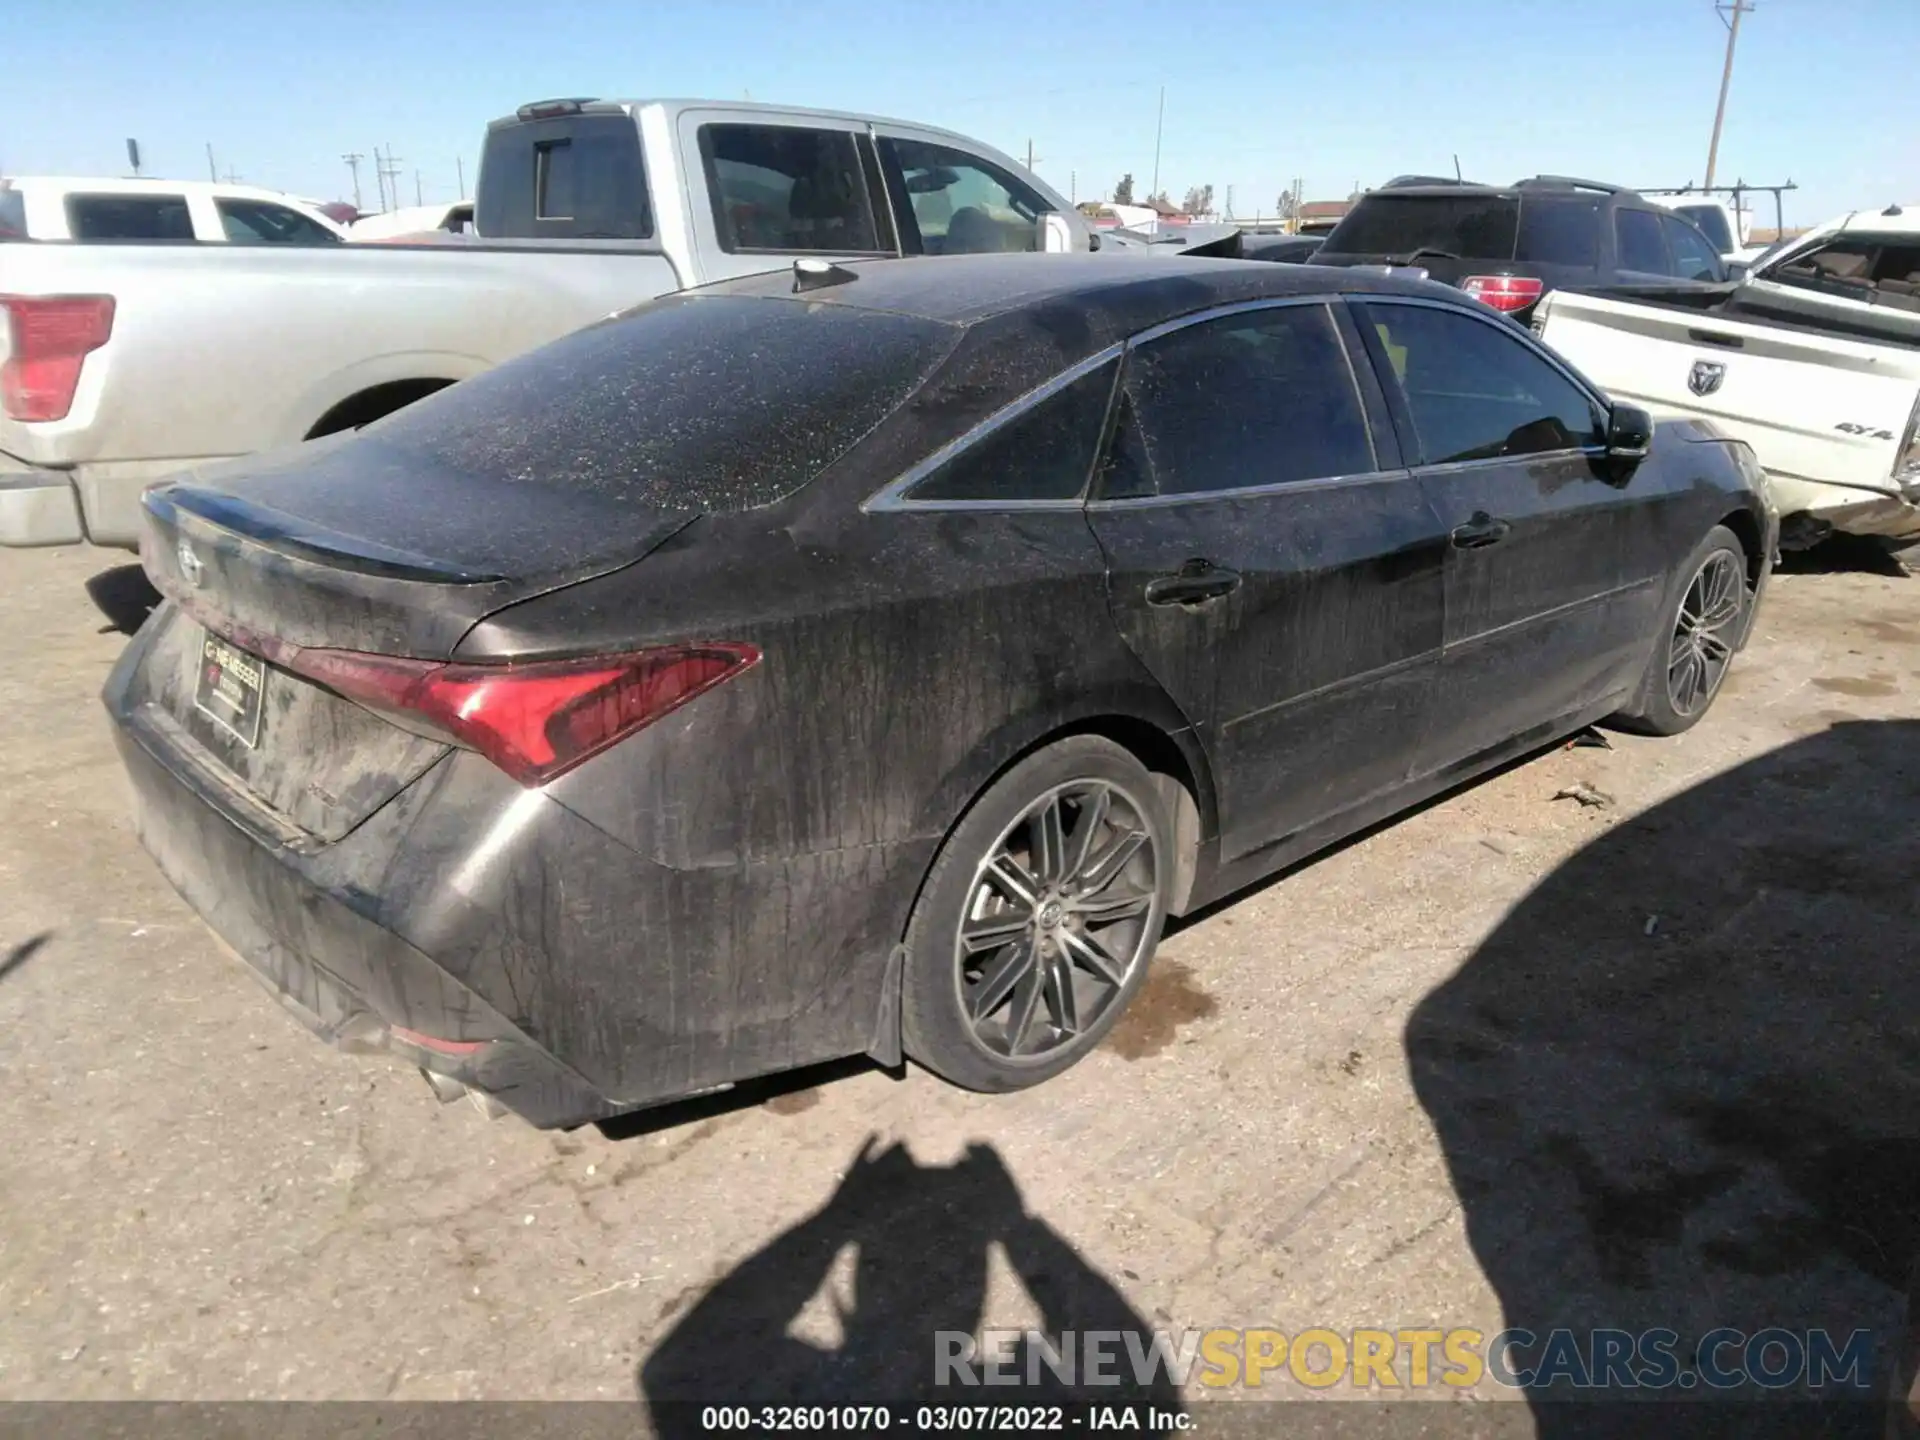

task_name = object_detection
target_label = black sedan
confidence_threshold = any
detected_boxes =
[106,255,1776,1128]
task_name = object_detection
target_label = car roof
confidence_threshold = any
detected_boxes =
[3,175,324,206]
[698,252,1469,330]
[488,97,1021,157]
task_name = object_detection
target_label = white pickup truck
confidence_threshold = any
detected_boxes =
[1536,288,1920,547]
[0,97,1093,549]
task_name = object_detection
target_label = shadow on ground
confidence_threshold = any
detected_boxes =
[1776,536,1913,579]
[637,1137,1179,1436]
[1409,719,1920,1437]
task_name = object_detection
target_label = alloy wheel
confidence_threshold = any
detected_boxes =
[953,779,1160,1061]
[1666,550,1744,717]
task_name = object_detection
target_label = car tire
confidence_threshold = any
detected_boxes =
[1611,524,1751,737]
[900,735,1175,1093]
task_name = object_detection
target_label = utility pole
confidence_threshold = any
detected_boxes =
[376,145,403,212]
[342,152,364,211]
[456,156,466,200]
[1024,139,1043,174]
[206,144,218,182]
[1070,169,1076,203]
[415,169,424,206]
[1150,86,1165,200]
[1705,0,1754,189]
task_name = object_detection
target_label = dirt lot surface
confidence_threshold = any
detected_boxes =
[2,543,1918,1426]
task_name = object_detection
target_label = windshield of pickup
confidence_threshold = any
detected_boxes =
[1322,192,1601,267]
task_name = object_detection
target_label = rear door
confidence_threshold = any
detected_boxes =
[1353,298,1664,773]
[675,108,897,282]
[1084,299,1447,862]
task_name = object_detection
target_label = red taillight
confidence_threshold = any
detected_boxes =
[1459,275,1545,314]
[285,642,759,787]
[0,294,115,422]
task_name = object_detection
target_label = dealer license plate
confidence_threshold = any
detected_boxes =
[193,628,266,748]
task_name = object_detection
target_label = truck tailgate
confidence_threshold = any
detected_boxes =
[1536,289,1920,490]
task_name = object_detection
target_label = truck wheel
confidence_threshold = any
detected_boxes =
[1612,525,1750,737]
[900,736,1174,1093]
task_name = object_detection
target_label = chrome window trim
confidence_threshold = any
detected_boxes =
[862,343,1124,513]
[864,288,1610,515]
[1087,467,1407,512]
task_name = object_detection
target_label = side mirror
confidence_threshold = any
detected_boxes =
[1726,260,1751,282]
[1037,212,1075,254]
[1606,403,1654,461]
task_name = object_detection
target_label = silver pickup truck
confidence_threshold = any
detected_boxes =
[0,98,1093,548]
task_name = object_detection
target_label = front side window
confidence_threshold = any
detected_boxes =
[881,138,1046,255]
[908,361,1116,502]
[1662,215,1723,282]
[1363,302,1604,465]
[703,124,881,254]
[1109,304,1375,499]
[216,199,340,245]
[1615,209,1671,275]
[66,194,194,241]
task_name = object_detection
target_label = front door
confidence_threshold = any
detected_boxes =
[1352,298,1669,775]
[1084,299,1448,864]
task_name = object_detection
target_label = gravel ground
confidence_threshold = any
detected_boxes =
[1,542,1916,1434]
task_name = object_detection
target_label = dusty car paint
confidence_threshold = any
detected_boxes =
[105,255,1777,1127]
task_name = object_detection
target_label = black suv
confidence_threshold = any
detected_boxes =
[1313,176,1728,321]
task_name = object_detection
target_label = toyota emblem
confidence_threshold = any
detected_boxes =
[176,538,205,588]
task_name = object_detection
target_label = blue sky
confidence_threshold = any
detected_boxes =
[4,0,1914,227]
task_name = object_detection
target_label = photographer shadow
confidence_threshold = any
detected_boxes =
[1408,719,1920,1438]
[638,1138,1179,1434]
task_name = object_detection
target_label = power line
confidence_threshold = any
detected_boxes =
[341,152,364,211]
[1704,0,1755,189]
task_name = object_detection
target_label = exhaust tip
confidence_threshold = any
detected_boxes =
[419,1067,467,1104]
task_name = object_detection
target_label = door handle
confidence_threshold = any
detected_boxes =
[1449,513,1512,550]
[1145,559,1242,607]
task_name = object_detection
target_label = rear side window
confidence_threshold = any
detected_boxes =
[1322,194,1519,260]
[1615,209,1670,274]
[907,361,1115,502]
[1516,196,1600,267]
[216,199,340,245]
[0,190,24,239]
[1114,304,1374,498]
[1661,216,1724,282]
[66,194,195,241]
[701,124,882,254]
[476,113,652,240]
[1362,302,1604,465]
[368,295,959,513]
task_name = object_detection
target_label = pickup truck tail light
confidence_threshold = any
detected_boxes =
[1460,275,1545,314]
[0,294,116,423]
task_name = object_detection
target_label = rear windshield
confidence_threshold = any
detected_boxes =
[476,112,652,241]
[0,189,24,239]
[367,294,960,512]
[1324,192,1603,269]
[1323,194,1520,260]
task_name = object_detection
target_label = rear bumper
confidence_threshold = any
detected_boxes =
[110,712,624,1129]
[0,463,84,547]
[0,455,218,550]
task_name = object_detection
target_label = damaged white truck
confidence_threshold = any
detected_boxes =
[1536,280,1920,551]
